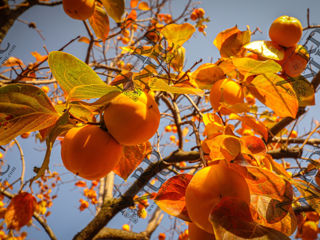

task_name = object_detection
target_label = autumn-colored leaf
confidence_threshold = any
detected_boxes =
[247,73,299,118]
[89,6,110,43]
[241,135,266,155]
[0,84,60,145]
[75,180,87,188]
[5,192,37,231]
[191,63,225,89]
[232,57,282,77]
[149,77,204,96]
[219,27,251,58]
[154,174,193,221]
[213,26,240,51]
[244,40,285,61]
[209,196,290,240]
[138,1,149,10]
[78,36,90,44]
[289,76,315,106]
[239,116,269,142]
[31,51,47,62]
[101,0,124,23]
[113,142,152,180]
[161,23,195,48]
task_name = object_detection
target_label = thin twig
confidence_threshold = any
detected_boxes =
[13,139,25,192]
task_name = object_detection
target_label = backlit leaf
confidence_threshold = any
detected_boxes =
[244,41,285,61]
[209,197,290,240]
[0,84,59,145]
[89,6,110,43]
[138,1,149,10]
[150,77,204,96]
[247,73,298,118]
[113,142,152,180]
[161,23,195,47]
[101,0,124,22]
[154,174,193,221]
[232,57,282,76]
[68,84,121,101]
[48,51,105,94]
[191,63,225,89]
[288,76,315,106]
[5,192,37,231]
[130,0,139,8]
[214,26,240,51]
[239,116,269,142]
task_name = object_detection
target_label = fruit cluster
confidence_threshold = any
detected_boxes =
[61,91,160,180]
[295,211,320,240]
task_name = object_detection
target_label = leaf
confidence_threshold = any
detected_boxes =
[206,135,241,161]
[161,23,195,47]
[0,84,59,145]
[31,51,47,62]
[213,26,240,51]
[232,58,282,76]
[48,51,105,94]
[209,197,290,240]
[247,73,298,118]
[219,27,251,58]
[191,63,225,89]
[154,174,193,221]
[2,56,25,67]
[113,142,152,180]
[130,0,139,8]
[68,101,99,122]
[239,116,269,142]
[244,41,285,61]
[150,77,204,96]
[288,76,315,106]
[89,6,110,43]
[68,84,121,101]
[5,192,37,231]
[31,111,74,183]
[101,0,124,23]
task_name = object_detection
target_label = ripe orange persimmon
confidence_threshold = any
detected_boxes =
[188,222,215,240]
[185,163,250,233]
[269,16,303,47]
[280,45,309,77]
[63,0,95,20]
[158,233,166,240]
[209,79,244,111]
[301,221,318,240]
[103,91,160,145]
[122,224,130,231]
[61,125,122,180]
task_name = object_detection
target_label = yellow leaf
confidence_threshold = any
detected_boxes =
[289,76,315,106]
[89,6,110,43]
[213,26,240,51]
[247,74,298,118]
[220,27,251,57]
[161,23,195,47]
[244,40,285,61]
[101,0,124,23]
[191,63,225,89]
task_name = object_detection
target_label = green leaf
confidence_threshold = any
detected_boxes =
[0,84,59,145]
[247,74,298,118]
[48,51,105,95]
[30,111,74,184]
[233,58,282,76]
[150,77,204,96]
[101,0,124,23]
[68,84,121,100]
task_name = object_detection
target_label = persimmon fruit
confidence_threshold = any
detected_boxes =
[209,79,244,111]
[103,91,160,145]
[61,125,122,180]
[63,0,95,20]
[185,163,250,233]
[188,222,215,240]
[280,45,309,77]
[301,221,318,240]
[269,16,303,47]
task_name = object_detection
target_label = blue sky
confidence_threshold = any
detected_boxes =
[1,0,320,239]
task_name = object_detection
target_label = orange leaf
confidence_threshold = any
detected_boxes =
[191,63,225,89]
[75,180,87,188]
[89,6,110,43]
[113,141,152,180]
[206,135,241,161]
[130,0,139,8]
[31,51,47,62]
[154,174,193,221]
[213,26,240,51]
[2,56,25,67]
[247,74,299,118]
[138,1,149,10]
[5,192,37,230]
[240,116,269,142]
[78,36,90,44]
[209,196,290,240]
